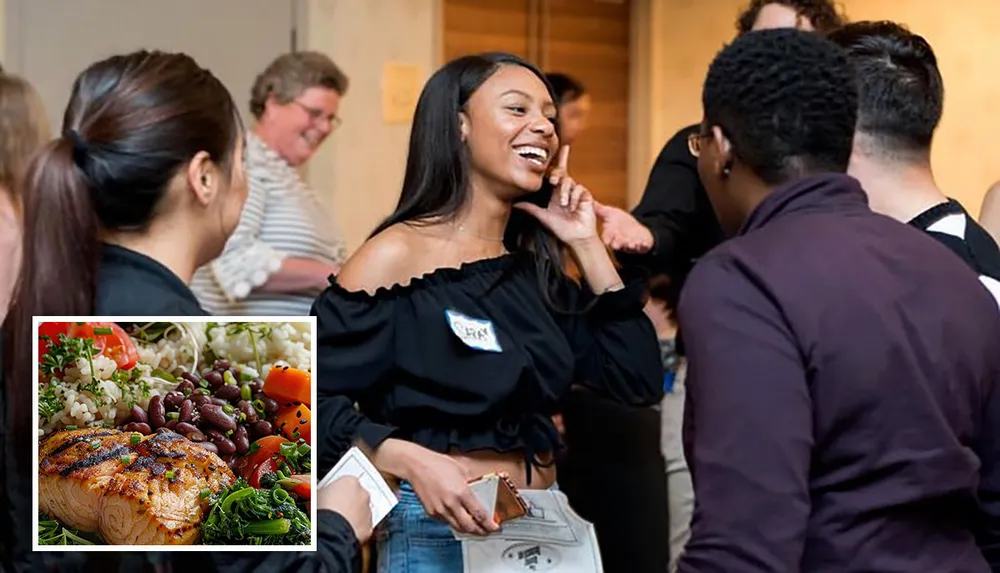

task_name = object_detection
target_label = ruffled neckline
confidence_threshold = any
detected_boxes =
[326,253,521,302]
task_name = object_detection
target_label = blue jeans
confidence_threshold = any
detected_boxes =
[377,482,464,573]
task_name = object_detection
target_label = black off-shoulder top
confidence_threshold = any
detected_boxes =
[313,253,663,483]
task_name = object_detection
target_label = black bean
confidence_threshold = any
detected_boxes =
[163,391,184,411]
[249,420,273,439]
[214,384,241,402]
[249,378,265,393]
[122,422,152,435]
[129,405,148,424]
[236,400,258,424]
[260,396,280,416]
[148,396,166,429]
[164,420,178,431]
[199,404,236,432]
[204,370,224,389]
[179,400,194,423]
[214,360,231,371]
[190,394,210,408]
[198,441,219,454]
[209,397,229,407]
[233,425,249,455]
[175,422,200,435]
[211,436,236,456]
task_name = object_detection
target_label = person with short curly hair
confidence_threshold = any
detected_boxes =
[192,51,349,316]
[677,28,1000,572]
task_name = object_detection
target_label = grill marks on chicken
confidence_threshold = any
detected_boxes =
[39,427,236,544]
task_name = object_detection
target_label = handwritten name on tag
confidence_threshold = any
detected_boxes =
[446,309,503,353]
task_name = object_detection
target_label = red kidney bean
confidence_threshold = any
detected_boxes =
[200,404,236,433]
[163,391,184,411]
[129,405,148,424]
[205,428,225,442]
[249,420,273,440]
[209,397,229,407]
[198,441,219,454]
[249,378,265,393]
[214,384,241,402]
[232,424,249,455]
[204,370,224,389]
[259,396,280,416]
[148,396,166,429]
[181,372,201,384]
[176,379,196,395]
[190,394,210,408]
[215,360,231,370]
[179,400,194,423]
[236,400,258,424]
[122,422,152,435]
[186,430,206,442]
[211,435,236,456]
[164,420,178,431]
[175,422,199,435]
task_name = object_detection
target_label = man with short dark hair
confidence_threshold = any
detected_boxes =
[677,28,1000,572]
[828,21,1000,305]
[597,0,847,308]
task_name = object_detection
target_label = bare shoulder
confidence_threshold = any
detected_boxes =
[337,224,420,294]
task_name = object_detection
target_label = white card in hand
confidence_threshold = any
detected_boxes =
[320,446,398,527]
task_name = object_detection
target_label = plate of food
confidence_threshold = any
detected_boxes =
[33,319,317,549]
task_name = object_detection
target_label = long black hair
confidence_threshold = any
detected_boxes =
[371,52,570,305]
[2,50,241,467]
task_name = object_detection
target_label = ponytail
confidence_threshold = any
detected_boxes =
[3,135,99,467]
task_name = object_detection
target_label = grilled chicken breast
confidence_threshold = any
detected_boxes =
[39,427,235,545]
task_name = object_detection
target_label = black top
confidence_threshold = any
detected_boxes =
[95,244,208,316]
[313,253,663,481]
[678,174,1000,572]
[908,199,1000,294]
[618,124,724,307]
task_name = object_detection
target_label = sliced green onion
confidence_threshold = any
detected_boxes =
[198,379,209,388]
[252,399,265,414]
[239,372,253,382]
[238,413,247,423]
[92,327,113,335]
[130,433,141,445]
[240,384,252,401]
[279,443,295,458]
[297,443,311,457]
[198,388,211,395]
[182,387,192,396]
[120,455,130,465]
[279,462,290,475]
[222,404,235,414]
[65,425,78,430]
[273,487,290,502]
[165,470,175,479]
[225,429,234,436]
[90,439,101,450]
[223,371,237,386]
[199,488,211,499]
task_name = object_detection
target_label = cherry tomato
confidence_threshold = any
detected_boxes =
[38,322,139,370]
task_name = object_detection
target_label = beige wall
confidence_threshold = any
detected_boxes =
[304,0,437,253]
[639,0,1000,216]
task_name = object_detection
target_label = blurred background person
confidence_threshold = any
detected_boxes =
[0,72,50,323]
[545,72,591,146]
[981,181,1000,243]
[192,51,349,316]
[596,0,847,310]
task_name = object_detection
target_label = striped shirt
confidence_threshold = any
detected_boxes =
[908,199,1000,307]
[191,132,346,316]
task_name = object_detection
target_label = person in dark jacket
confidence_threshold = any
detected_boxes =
[677,28,1000,572]
[827,21,1000,305]
[1,50,368,573]
[597,0,847,306]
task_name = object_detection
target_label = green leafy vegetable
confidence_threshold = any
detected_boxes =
[201,479,310,545]
[38,383,63,421]
[40,333,97,379]
[38,513,102,545]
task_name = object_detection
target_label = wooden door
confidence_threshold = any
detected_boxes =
[542,0,631,208]
[443,0,631,208]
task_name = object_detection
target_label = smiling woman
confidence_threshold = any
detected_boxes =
[313,52,663,572]
[191,51,350,316]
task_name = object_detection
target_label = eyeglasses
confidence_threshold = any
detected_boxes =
[687,132,712,157]
[293,100,343,129]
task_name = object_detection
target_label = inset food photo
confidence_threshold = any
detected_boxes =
[32,318,317,551]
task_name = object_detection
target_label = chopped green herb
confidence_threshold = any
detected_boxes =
[200,488,211,499]
[39,383,63,421]
[89,440,100,450]
[92,327,113,335]
[165,470,175,480]
[64,425,78,431]
[166,412,180,421]
[119,455,130,465]
[130,433,141,445]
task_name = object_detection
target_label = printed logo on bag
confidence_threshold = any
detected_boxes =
[501,543,562,571]
[445,309,502,353]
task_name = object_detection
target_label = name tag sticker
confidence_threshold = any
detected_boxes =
[445,309,502,353]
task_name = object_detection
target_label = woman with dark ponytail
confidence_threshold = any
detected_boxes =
[2,51,368,573]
